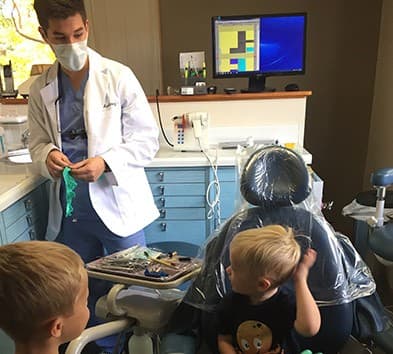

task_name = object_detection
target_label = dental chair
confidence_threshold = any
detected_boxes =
[343,167,393,353]
[182,145,392,354]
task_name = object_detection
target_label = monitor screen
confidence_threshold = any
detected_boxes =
[212,13,307,92]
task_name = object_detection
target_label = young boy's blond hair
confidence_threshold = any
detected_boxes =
[0,240,85,342]
[230,225,301,287]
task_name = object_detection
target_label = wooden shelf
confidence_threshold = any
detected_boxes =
[0,98,28,105]
[147,91,312,103]
[0,91,312,105]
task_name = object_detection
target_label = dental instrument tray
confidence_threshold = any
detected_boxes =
[86,245,202,288]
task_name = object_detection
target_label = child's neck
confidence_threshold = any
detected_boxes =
[15,340,59,354]
[249,286,279,305]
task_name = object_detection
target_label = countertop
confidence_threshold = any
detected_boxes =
[0,161,46,211]
[0,146,311,212]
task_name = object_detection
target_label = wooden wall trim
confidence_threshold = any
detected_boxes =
[147,91,312,103]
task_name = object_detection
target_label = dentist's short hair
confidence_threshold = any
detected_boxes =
[0,241,85,342]
[34,0,87,30]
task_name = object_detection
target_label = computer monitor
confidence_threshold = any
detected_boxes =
[212,13,307,92]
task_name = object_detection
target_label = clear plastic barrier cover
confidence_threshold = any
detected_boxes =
[185,145,375,311]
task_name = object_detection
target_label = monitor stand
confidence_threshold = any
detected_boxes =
[240,75,276,93]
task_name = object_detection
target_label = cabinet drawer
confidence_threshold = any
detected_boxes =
[11,229,34,243]
[146,168,206,183]
[3,189,42,228]
[5,212,39,244]
[157,207,205,220]
[145,220,206,246]
[217,167,236,182]
[146,168,206,184]
[150,183,205,196]
[154,196,205,208]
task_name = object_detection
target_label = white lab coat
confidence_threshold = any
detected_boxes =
[28,48,159,240]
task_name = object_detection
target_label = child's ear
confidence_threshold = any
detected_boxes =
[49,317,63,338]
[257,277,271,291]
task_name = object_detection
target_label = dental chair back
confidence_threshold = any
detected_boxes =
[183,146,376,354]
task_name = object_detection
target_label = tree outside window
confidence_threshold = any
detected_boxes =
[0,0,54,91]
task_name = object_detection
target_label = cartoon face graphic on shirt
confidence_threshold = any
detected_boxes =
[236,320,276,354]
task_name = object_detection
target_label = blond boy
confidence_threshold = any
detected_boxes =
[217,225,321,354]
[0,241,89,354]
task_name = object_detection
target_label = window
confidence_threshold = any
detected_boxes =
[0,0,54,89]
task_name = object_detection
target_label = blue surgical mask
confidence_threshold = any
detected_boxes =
[52,39,88,71]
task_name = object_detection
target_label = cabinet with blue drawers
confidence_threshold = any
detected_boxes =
[0,182,48,245]
[145,166,236,247]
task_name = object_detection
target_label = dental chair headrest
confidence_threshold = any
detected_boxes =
[240,145,311,208]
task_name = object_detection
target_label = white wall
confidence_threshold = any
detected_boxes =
[364,0,393,187]
[149,97,308,148]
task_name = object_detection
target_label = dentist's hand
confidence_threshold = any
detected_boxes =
[46,149,72,179]
[70,156,106,182]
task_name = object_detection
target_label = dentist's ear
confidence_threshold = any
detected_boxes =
[38,26,49,43]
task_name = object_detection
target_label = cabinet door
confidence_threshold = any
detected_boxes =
[145,220,206,246]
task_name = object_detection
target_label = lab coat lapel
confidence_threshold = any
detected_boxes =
[84,49,110,157]
[40,64,60,145]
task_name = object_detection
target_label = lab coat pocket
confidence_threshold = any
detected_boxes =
[111,184,136,221]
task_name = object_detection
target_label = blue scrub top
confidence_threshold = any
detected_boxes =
[58,69,99,221]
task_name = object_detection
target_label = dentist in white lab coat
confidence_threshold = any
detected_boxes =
[28,1,159,351]
[28,46,160,241]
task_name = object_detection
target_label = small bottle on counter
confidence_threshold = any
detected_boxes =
[0,126,8,158]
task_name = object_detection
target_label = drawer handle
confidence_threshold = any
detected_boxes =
[160,222,167,231]
[159,186,165,195]
[159,209,166,219]
[158,172,164,182]
[159,197,166,207]
[26,215,33,226]
[29,230,36,240]
[24,199,33,211]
